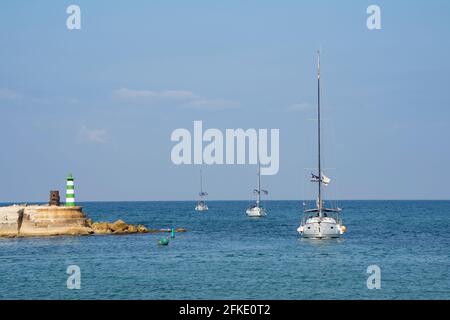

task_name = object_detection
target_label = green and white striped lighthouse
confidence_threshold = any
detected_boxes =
[65,173,75,207]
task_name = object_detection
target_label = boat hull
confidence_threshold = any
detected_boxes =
[297,217,343,239]
[195,204,208,211]
[246,206,266,217]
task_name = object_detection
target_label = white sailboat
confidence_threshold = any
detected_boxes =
[246,163,268,217]
[297,51,346,239]
[195,169,209,211]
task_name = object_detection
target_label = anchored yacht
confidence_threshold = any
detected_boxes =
[297,51,346,239]
[195,170,209,211]
[246,163,268,217]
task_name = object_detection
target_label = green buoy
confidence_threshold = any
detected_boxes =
[158,238,169,246]
[171,228,175,238]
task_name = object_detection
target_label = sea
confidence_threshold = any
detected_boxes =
[0,201,449,300]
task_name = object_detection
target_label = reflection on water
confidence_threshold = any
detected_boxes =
[298,237,346,246]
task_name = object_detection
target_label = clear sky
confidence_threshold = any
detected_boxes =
[1,0,450,201]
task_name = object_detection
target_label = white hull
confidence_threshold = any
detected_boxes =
[297,217,344,239]
[195,203,208,211]
[246,206,266,217]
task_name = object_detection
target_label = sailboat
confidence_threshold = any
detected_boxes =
[195,169,209,211]
[297,51,346,239]
[246,163,268,217]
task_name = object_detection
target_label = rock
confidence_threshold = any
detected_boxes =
[91,222,111,234]
[66,227,92,236]
[137,224,148,233]
[90,220,149,235]
[127,224,137,233]
[110,219,128,233]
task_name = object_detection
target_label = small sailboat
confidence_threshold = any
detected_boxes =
[297,51,346,239]
[246,163,268,217]
[195,169,209,211]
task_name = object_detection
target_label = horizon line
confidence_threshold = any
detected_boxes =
[1,199,449,204]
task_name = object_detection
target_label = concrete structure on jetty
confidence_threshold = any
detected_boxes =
[0,204,92,237]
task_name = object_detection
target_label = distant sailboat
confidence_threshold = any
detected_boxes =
[246,163,268,217]
[195,169,209,211]
[297,51,346,239]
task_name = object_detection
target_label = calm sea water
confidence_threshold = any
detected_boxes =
[0,201,448,300]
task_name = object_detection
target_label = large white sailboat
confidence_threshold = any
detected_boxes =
[246,163,268,217]
[297,51,346,239]
[195,169,209,211]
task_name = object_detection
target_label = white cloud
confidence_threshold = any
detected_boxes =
[114,88,198,101]
[0,88,22,100]
[31,96,79,105]
[0,88,80,106]
[113,87,239,110]
[77,126,108,144]
[183,98,240,110]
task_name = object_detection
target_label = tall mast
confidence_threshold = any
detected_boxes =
[200,169,203,196]
[317,50,323,217]
[256,163,261,207]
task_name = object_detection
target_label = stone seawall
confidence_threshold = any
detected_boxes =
[0,205,91,237]
[0,205,150,237]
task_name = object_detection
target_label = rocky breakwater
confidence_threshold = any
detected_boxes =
[0,205,149,237]
[87,219,149,235]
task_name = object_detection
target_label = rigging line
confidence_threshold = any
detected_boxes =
[331,121,342,211]
[301,167,308,210]
[322,66,341,211]
[304,168,311,211]
[317,52,340,211]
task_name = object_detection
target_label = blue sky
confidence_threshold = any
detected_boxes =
[1,0,450,201]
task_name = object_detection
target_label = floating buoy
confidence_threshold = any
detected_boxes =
[158,238,169,246]
[171,228,175,239]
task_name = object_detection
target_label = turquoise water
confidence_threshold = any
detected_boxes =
[0,201,449,300]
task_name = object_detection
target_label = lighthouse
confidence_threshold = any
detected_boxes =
[66,173,75,207]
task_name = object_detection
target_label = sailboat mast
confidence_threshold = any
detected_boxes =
[317,50,323,217]
[257,163,261,207]
[200,169,203,198]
